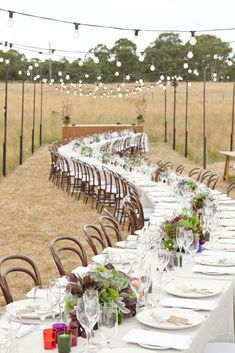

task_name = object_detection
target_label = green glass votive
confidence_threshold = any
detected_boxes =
[58,332,72,353]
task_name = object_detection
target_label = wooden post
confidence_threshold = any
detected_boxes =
[203,68,207,169]
[19,79,25,164]
[230,80,235,151]
[184,77,189,157]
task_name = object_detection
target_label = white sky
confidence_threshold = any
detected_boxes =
[0,0,235,60]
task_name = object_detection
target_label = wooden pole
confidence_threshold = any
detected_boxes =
[31,82,36,154]
[203,68,207,169]
[184,77,189,157]
[230,80,235,151]
[39,81,43,146]
[2,63,9,177]
[164,86,167,142]
[19,79,25,164]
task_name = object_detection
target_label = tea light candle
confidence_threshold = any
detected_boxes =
[58,332,71,353]
[52,323,66,343]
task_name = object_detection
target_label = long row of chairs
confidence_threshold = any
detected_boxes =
[0,211,126,304]
[100,133,147,157]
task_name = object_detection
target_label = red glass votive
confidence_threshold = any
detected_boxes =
[66,325,78,347]
[52,323,66,343]
[43,328,56,350]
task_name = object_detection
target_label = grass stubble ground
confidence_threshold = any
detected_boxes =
[0,141,234,306]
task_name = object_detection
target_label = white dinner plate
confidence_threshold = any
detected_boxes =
[6,299,47,320]
[164,282,222,298]
[136,308,205,330]
[115,240,137,249]
[203,242,235,252]
[195,256,235,267]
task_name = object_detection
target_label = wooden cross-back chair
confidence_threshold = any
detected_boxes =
[83,224,107,255]
[50,236,88,276]
[0,255,42,304]
[99,216,122,247]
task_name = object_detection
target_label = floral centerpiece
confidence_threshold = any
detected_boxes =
[65,264,137,336]
[176,177,198,196]
[101,151,113,164]
[192,192,216,213]
[161,213,205,250]
[80,146,93,157]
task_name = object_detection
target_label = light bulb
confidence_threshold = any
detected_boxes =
[28,65,33,71]
[58,71,62,76]
[160,74,164,81]
[193,69,199,76]
[150,64,155,71]
[97,75,101,80]
[115,71,119,76]
[213,54,218,59]
[188,69,192,74]
[228,58,233,66]
[139,53,145,62]
[7,11,14,27]
[125,74,130,81]
[73,23,80,39]
[5,58,10,65]
[116,61,122,67]
[187,50,193,59]
[183,61,189,69]
[189,31,197,46]
[213,72,217,78]
[94,56,99,64]
[65,74,70,80]
[132,29,139,43]
[85,74,89,78]
[0,57,4,63]
[27,71,30,77]
[34,62,39,68]
[78,60,83,67]
[3,44,8,53]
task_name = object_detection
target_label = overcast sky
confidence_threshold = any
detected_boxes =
[0,0,235,60]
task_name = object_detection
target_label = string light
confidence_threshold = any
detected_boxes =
[114,71,119,76]
[85,73,89,78]
[183,61,189,69]
[189,31,197,45]
[116,61,122,67]
[93,56,99,64]
[58,71,62,76]
[160,73,165,80]
[125,74,130,81]
[227,58,233,66]
[0,57,4,63]
[150,64,155,71]
[78,59,83,66]
[138,53,145,62]
[73,23,80,38]
[132,29,139,43]
[65,74,70,80]
[7,11,14,27]
[187,50,194,59]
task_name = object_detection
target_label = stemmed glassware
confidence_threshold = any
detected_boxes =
[75,290,100,353]
[99,302,118,348]
[176,227,185,261]
[188,236,200,260]
[48,280,60,323]
[129,261,151,307]
[155,248,170,298]
[183,230,194,255]
[33,285,51,329]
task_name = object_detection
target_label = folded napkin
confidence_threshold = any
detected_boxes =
[159,297,217,311]
[16,325,34,338]
[71,266,90,276]
[26,288,47,299]
[219,212,235,219]
[219,231,235,239]
[202,250,235,258]
[219,238,235,244]
[127,235,137,241]
[0,321,34,338]
[192,265,235,274]
[123,328,192,350]
[220,219,235,227]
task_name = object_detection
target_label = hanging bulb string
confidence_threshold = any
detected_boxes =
[1,38,235,57]
[0,7,235,33]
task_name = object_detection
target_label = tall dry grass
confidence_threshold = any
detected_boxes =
[0,81,233,174]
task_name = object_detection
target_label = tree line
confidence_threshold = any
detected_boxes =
[0,33,234,83]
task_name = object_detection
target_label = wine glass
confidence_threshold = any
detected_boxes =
[130,262,151,307]
[155,248,170,298]
[33,285,51,329]
[99,302,118,348]
[183,230,194,255]
[176,227,185,263]
[48,280,60,323]
[188,236,200,260]
[75,291,100,353]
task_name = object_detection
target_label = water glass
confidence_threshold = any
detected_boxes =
[99,302,118,348]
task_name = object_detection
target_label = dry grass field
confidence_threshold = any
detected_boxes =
[0,80,235,306]
[0,81,234,175]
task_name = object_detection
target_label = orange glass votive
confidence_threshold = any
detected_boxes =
[43,328,57,350]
